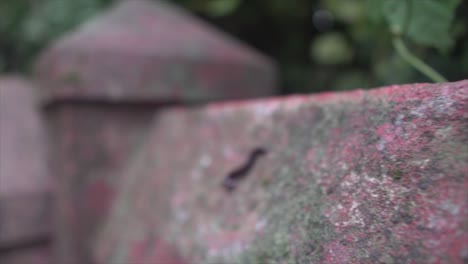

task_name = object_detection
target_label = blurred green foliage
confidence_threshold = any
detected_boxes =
[0,0,114,72]
[0,0,466,93]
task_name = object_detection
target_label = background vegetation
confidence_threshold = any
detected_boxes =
[1,0,466,94]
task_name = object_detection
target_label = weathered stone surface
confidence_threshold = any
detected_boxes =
[0,76,52,263]
[36,0,276,103]
[96,81,468,263]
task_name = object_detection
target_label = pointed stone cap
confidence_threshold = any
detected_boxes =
[36,0,277,104]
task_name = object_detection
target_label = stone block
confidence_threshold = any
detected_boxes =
[0,76,52,263]
[96,81,468,263]
[36,1,276,262]
[0,77,50,197]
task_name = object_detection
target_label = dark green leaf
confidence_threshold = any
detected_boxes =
[376,0,461,51]
[382,0,408,35]
[408,0,460,50]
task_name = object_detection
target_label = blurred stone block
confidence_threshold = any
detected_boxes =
[0,76,52,263]
[35,1,277,263]
[0,77,50,197]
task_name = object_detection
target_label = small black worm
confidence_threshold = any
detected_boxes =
[222,147,267,191]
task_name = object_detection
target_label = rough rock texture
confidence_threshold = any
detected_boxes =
[96,81,468,264]
[36,0,276,103]
[0,76,52,263]
[36,1,276,263]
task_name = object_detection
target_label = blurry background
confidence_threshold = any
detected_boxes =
[0,0,466,94]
